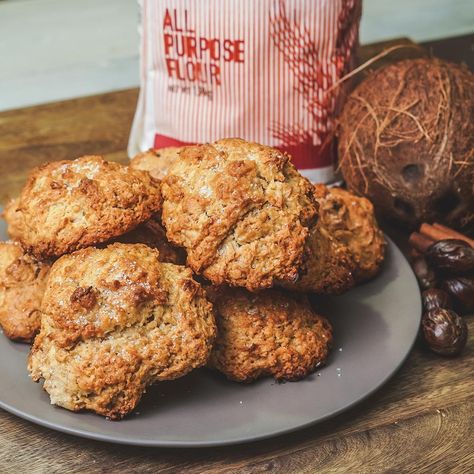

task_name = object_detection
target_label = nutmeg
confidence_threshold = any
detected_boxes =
[425,239,474,275]
[421,288,452,312]
[421,308,467,356]
[441,276,474,313]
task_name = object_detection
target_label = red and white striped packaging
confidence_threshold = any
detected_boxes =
[129,0,361,183]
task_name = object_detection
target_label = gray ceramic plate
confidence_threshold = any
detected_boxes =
[0,215,421,447]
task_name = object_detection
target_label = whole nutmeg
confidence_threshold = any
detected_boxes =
[421,289,452,312]
[425,239,474,275]
[441,276,474,313]
[421,308,467,356]
[412,256,437,290]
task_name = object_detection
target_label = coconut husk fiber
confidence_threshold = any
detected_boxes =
[338,58,474,231]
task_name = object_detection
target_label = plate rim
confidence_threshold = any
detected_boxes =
[0,235,421,448]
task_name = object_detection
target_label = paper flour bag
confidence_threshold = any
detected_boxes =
[129,0,361,182]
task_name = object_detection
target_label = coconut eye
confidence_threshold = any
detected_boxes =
[402,164,423,186]
[393,197,415,218]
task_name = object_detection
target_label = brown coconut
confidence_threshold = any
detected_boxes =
[338,58,474,230]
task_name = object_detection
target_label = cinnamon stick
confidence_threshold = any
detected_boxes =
[419,223,451,244]
[432,223,474,248]
[409,232,435,253]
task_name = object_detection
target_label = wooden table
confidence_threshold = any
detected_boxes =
[0,36,473,473]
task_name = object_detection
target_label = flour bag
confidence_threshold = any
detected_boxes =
[129,0,361,182]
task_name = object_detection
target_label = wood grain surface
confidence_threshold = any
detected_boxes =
[0,36,472,473]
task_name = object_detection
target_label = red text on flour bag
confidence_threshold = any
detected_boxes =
[129,0,361,183]
[163,8,245,86]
